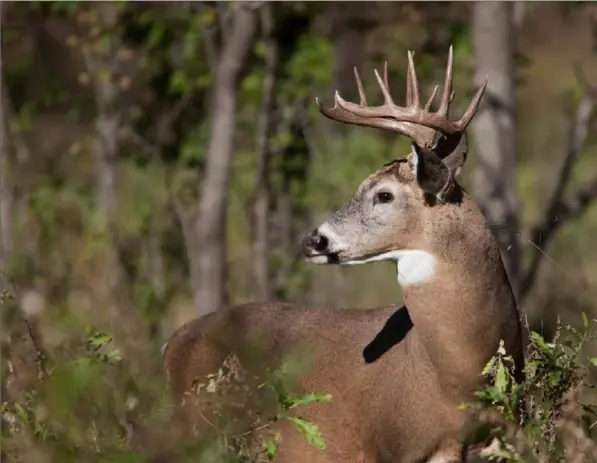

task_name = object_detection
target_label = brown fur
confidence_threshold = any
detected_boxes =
[162,157,525,462]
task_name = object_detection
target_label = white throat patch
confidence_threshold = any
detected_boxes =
[345,250,437,287]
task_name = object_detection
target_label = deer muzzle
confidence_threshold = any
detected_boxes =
[301,229,339,264]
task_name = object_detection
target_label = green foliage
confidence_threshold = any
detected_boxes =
[286,416,326,450]
[467,316,597,462]
[84,327,122,365]
[1,320,330,462]
[178,124,210,167]
[183,354,331,462]
[475,340,524,424]
[1,326,134,460]
[48,1,79,16]
[282,33,333,100]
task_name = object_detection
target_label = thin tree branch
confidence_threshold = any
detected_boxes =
[521,85,596,299]
[171,187,199,259]
[23,318,48,381]
[252,3,279,300]
[3,275,49,382]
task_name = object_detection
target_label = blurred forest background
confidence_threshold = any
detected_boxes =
[1,1,597,461]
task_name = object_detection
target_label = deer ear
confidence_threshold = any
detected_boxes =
[410,143,453,202]
[435,132,469,179]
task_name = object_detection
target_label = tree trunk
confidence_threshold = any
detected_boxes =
[273,112,313,303]
[471,2,521,299]
[252,5,279,301]
[0,94,12,284]
[328,3,368,140]
[92,114,124,318]
[82,3,128,329]
[0,8,12,284]
[331,3,366,102]
[194,5,257,315]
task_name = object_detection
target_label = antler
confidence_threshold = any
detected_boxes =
[316,46,488,156]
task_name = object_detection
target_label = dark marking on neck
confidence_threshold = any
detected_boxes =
[424,184,464,207]
[363,305,413,363]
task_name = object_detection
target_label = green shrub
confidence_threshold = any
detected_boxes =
[467,315,597,462]
[1,325,330,462]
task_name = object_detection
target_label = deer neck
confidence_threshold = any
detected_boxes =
[399,195,521,397]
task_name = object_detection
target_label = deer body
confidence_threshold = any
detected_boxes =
[163,47,525,462]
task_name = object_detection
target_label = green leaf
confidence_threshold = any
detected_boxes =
[495,361,508,395]
[14,402,29,423]
[482,356,496,376]
[200,9,216,26]
[263,433,281,461]
[582,312,589,329]
[530,332,550,352]
[169,70,191,94]
[50,1,79,15]
[86,327,113,350]
[590,358,597,367]
[288,392,331,409]
[148,24,166,48]
[287,416,326,450]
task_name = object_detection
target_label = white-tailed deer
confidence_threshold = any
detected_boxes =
[162,47,525,463]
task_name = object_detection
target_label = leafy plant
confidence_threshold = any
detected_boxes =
[467,315,597,462]
[183,354,331,462]
[2,318,333,462]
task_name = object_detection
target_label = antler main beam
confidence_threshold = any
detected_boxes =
[316,46,488,151]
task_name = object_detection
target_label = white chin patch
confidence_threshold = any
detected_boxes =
[344,249,436,287]
[305,255,331,265]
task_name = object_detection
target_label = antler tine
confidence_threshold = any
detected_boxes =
[406,53,413,106]
[455,78,488,131]
[438,45,454,116]
[424,85,439,112]
[373,68,396,108]
[378,61,394,107]
[353,67,368,106]
[407,50,421,108]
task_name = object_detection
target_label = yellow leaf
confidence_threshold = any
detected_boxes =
[201,10,216,27]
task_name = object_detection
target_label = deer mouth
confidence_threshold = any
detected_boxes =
[301,226,346,264]
[303,251,341,265]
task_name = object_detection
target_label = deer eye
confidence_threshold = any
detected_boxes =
[374,191,394,204]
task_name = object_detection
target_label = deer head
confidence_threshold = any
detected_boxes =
[301,47,487,285]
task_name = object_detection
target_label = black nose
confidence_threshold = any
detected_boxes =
[301,229,329,254]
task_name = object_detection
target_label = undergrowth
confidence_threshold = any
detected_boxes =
[1,310,330,462]
[181,354,330,462]
[3,301,597,462]
[468,314,597,462]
